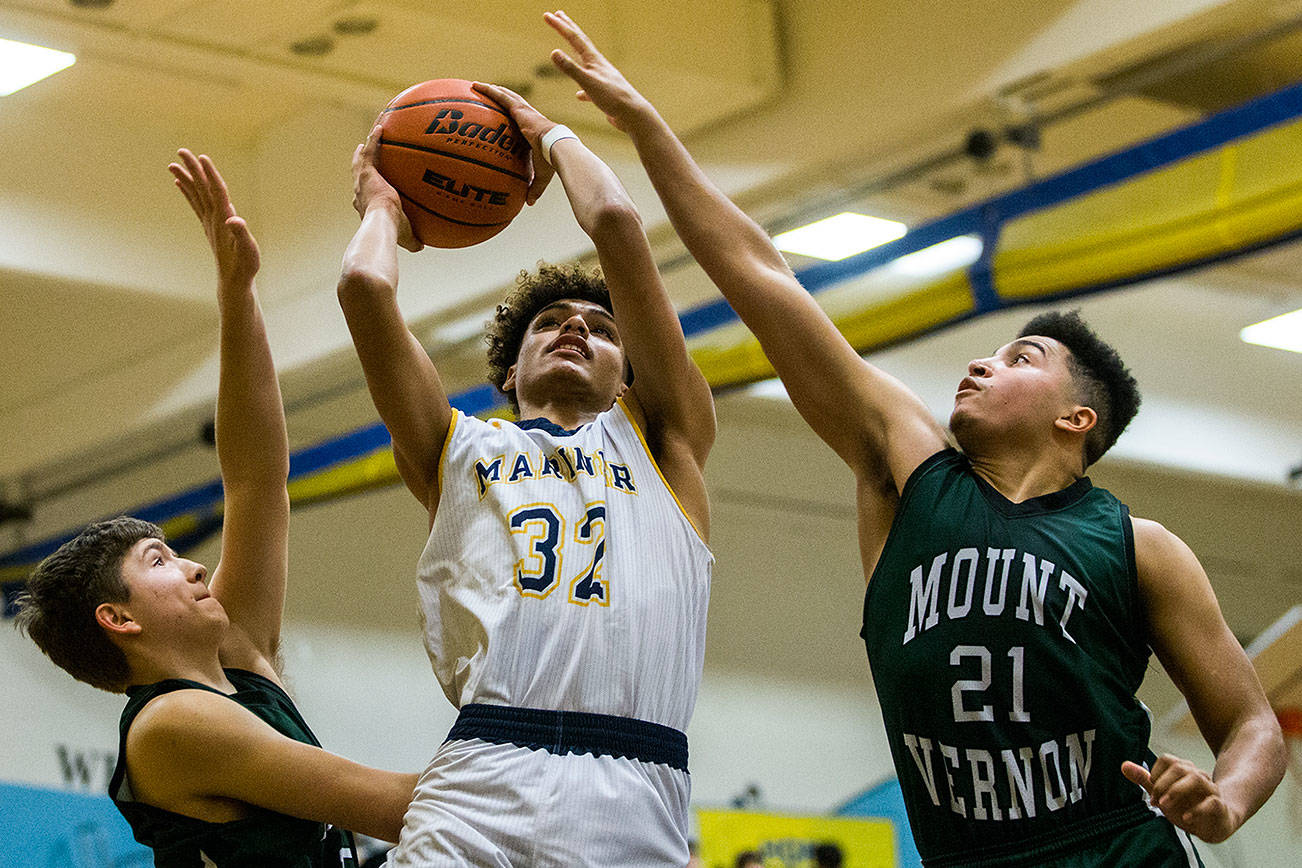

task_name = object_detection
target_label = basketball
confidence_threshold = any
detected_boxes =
[377,79,531,248]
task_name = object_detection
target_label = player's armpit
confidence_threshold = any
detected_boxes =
[1133,517,1286,838]
[127,689,417,843]
[619,389,711,541]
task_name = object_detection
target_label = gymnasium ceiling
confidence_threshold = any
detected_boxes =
[0,0,1299,524]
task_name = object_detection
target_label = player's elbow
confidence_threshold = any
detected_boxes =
[220,458,291,499]
[1260,714,1289,792]
[370,772,419,843]
[585,196,643,243]
[1219,706,1289,810]
[336,267,396,314]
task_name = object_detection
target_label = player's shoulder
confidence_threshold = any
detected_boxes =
[1129,513,1201,585]
[128,688,234,751]
[1129,514,1187,553]
[129,683,273,758]
[453,409,531,443]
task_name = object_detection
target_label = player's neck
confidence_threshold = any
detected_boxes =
[127,640,234,693]
[965,444,1083,503]
[517,395,610,432]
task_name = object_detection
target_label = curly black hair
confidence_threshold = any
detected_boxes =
[485,262,629,411]
[1020,309,1141,467]
[13,516,163,693]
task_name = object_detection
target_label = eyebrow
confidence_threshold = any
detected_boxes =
[1007,339,1049,356]
[139,540,166,561]
[534,302,616,326]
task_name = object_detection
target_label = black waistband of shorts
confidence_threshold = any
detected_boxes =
[445,703,689,772]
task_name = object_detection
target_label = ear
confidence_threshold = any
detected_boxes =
[1054,404,1097,436]
[502,364,517,394]
[95,602,142,637]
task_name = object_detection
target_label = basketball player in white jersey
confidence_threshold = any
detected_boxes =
[337,83,715,865]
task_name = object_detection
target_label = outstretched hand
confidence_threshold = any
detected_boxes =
[544,10,652,132]
[170,149,260,288]
[1122,756,1240,843]
[352,123,423,253]
[471,81,554,205]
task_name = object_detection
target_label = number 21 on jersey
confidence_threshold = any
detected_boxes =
[951,644,1029,723]
[509,501,608,606]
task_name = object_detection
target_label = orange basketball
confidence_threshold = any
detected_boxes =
[377,79,531,248]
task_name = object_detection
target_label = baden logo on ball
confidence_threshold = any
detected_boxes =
[377,79,532,248]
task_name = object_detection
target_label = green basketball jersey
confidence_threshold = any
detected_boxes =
[862,450,1189,867]
[109,668,355,867]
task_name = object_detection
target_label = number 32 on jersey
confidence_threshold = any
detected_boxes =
[509,501,608,606]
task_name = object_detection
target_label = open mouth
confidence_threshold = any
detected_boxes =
[549,335,590,359]
[956,377,979,395]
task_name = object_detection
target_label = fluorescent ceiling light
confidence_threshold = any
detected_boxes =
[890,234,983,277]
[1240,308,1302,354]
[774,212,906,261]
[429,309,492,346]
[0,36,75,96]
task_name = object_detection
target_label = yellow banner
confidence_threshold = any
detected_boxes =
[696,809,896,868]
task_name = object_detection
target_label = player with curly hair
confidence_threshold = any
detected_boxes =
[336,81,714,865]
[484,262,632,411]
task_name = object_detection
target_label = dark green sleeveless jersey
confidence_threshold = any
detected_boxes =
[862,450,1181,867]
[109,668,354,867]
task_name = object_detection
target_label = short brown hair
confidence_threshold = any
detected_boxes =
[13,516,163,693]
[485,262,629,411]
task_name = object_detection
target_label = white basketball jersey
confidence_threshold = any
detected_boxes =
[415,399,713,732]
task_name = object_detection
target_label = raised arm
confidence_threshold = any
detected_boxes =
[1121,517,1286,843]
[544,11,944,491]
[338,126,453,517]
[473,81,714,534]
[168,150,288,666]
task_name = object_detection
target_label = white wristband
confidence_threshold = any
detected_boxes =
[540,125,580,166]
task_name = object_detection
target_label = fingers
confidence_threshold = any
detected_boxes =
[1154,767,1216,819]
[176,148,210,211]
[526,161,554,206]
[544,10,595,59]
[358,123,383,168]
[397,226,424,254]
[169,163,202,216]
[472,81,552,148]
[171,148,226,221]
[550,48,589,86]
[197,153,233,209]
[1123,756,1239,842]
[1121,761,1152,793]
[472,81,538,118]
[472,80,515,106]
